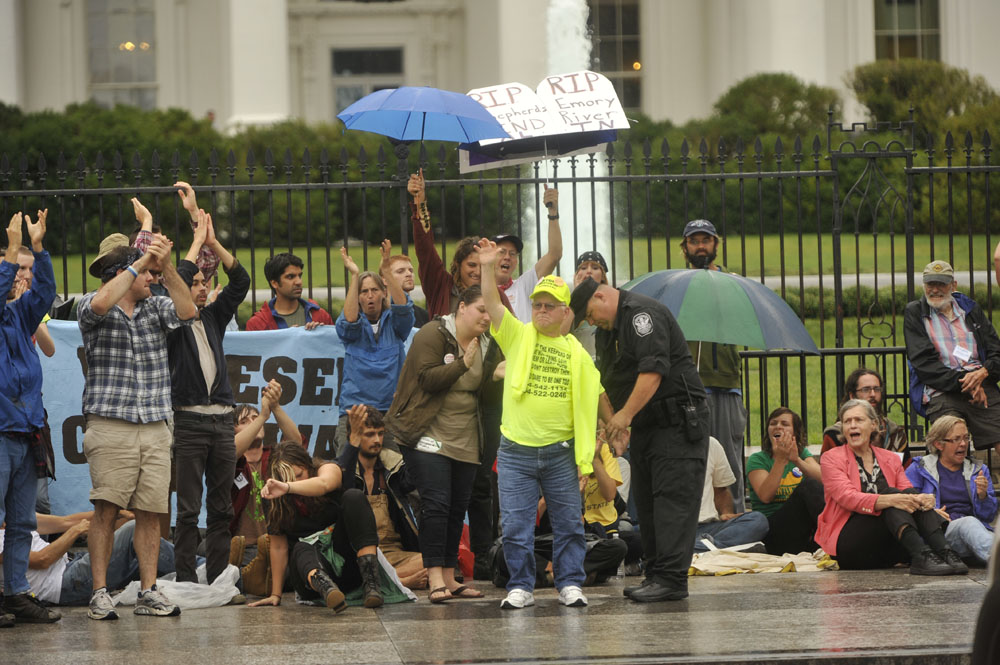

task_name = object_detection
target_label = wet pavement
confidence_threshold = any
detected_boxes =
[7,568,986,665]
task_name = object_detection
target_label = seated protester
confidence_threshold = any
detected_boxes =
[747,407,824,555]
[385,285,501,603]
[337,405,428,590]
[230,381,302,595]
[695,437,769,552]
[379,239,430,328]
[822,367,910,467]
[334,247,414,455]
[0,512,177,608]
[816,399,968,575]
[905,415,997,565]
[580,438,630,583]
[247,443,383,611]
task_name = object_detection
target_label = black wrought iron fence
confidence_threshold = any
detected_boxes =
[1,112,998,451]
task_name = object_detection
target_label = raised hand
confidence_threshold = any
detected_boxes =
[191,209,208,249]
[131,197,153,229]
[347,404,369,447]
[145,234,173,272]
[204,211,218,248]
[380,239,392,266]
[25,209,47,250]
[339,245,359,275]
[407,168,425,204]
[173,181,198,214]
[473,237,500,266]
[543,185,558,211]
[6,212,23,261]
[976,469,990,499]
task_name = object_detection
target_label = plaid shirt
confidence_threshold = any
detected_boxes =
[78,292,192,423]
[922,300,981,402]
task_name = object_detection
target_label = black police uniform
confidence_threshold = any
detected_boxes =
[595,290,709,593]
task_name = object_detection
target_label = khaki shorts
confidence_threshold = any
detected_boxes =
[84,415,171,513]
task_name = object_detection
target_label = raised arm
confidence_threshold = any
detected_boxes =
[474,238,508,326]
[184,207,209,264]
[261,461,343,499]
[339,246,361,323]
[533,186,563,278]
[234,381,277,458]
[155,235,197,321]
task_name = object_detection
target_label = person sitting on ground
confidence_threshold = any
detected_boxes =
[905,415,997,566]
[815,399,968,575]
[379,239,430,328]
[385,285,501,602]
[0,511,180,608]
[247,443,383,611]
[695,437,769,552]
[245,252,333,330]
[406,169,513,316]
[747,407,824,555]
[334,246,414,455]
[822,367,910,466]
[575,437,630,584]
[337,405,427,590]
[230,381,301,596]
[904,260,1000,454]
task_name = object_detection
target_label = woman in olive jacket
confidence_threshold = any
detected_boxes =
[385,286,501,603]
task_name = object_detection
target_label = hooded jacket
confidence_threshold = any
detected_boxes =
[904,452,997,528]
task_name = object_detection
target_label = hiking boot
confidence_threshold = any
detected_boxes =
[4,592,61,623]
[309,569,346,613]
[500,589,534,609]
[87,587,118,621]
[134,585,181,617]
[229,535,246,568]
[940,548,970,575]
[910,548,954,576]
[558,585,588,607]
[357,553,384,608]
[241,534,271,597]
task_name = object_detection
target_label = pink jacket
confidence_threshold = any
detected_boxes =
[814,444,912,556]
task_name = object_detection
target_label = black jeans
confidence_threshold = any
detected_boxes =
[763,477,825,556]
[287,488,379,597]
[401,446,478,568]
[835,492,949,570]
[629,404,709,589]
[173,411,236,584]
[468,403,502,558]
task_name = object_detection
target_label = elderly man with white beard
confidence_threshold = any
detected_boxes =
[904,260,1000,454]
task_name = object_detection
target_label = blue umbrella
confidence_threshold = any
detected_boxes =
[337,87,510,143]
[624,269,819,354]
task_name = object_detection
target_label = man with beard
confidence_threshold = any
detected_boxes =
[680,220,747,509]
[168,209,250,586]
[246,253,333,330]
[904,260,1000,454]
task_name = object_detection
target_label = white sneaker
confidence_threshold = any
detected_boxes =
[87,587,118,621]
[500,589,535,610]
[134,585,181,617]
[558,585,588,607]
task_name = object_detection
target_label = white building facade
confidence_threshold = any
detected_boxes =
[1,0,998,131]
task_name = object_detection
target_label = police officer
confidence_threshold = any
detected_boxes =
[570,277,709,602]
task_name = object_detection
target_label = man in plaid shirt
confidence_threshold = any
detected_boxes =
[78,217,196,621]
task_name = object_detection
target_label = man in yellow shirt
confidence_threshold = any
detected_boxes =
[476,239,608,610]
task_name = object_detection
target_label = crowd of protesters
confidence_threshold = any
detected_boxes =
[2,175,998,628]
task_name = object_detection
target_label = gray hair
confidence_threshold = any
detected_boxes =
[924,415,968,455]
[838,399,880,445]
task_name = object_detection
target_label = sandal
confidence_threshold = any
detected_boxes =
[448,584,484,599]
[429,587,452,604]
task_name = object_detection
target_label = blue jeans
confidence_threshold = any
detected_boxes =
[59,520,180,605]
[945,516,993,565]
[1,433,38,595]
[497,436,585,592]
[694,511,769,552]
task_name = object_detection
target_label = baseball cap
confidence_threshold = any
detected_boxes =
[569,277,600,328]
[682,219,719,238]
[493,234,524,254]
[922,260,955,284]
[530,274,571,306]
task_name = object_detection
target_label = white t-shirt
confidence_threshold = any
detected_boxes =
[0,529,66,603]
[698,437,736,523]
[503,269,540,323]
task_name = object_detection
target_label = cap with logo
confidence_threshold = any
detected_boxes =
[682,219,719,238]
[530,274,571,306]
[922,260,955,284]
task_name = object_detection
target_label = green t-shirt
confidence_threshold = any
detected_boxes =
[746,448,814,517]
[492,311,578,446]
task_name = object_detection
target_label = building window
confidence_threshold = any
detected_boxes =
[587,0,640,111]
[332,48,404,114]
[874,0,940,61]
[87,0,157,110]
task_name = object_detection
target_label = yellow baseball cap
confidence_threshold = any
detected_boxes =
[531,275,571,305]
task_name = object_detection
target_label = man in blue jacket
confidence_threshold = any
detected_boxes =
[906,415,997,565]
[904,260,1000,453]
[168,210,250,585]
[334,247,414,455]
[0,211,57,626]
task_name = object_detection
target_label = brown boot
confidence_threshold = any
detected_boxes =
[357,554,383,608]
[229,536,246,568]
[241,534,271,597]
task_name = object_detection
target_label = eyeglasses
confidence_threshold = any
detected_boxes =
[941,434,972,445]
[532,301,563,312]
[855,386,882,395]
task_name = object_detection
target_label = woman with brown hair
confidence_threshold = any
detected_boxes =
[246,443,383,612]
